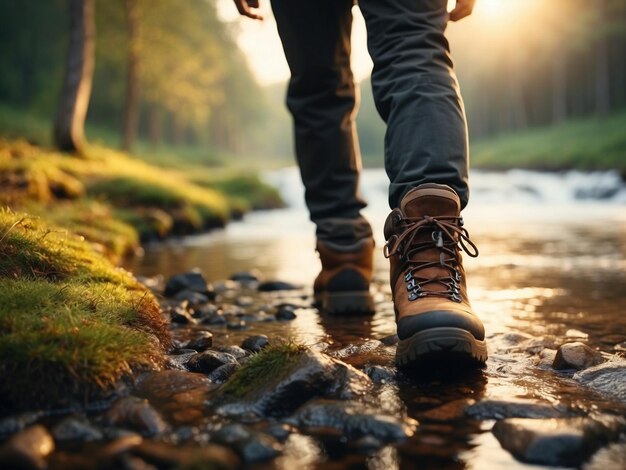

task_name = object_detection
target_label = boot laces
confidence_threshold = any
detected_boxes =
[384,215,479,302]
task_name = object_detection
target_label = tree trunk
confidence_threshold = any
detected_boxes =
[53,0,95,153]
[121,0,140,151]
[595,0,611,117]
[148,104,163,148]
[552,54,568,123]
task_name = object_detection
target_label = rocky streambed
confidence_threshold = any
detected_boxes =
[1,269,625,470]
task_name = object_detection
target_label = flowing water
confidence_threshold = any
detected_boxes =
[122,168,626,469]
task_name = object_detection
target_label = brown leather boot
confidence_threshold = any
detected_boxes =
[384,183,487,367]
[313,238,375,315]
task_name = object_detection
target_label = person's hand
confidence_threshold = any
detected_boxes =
[449,0,476,21]
[233,0,263,20]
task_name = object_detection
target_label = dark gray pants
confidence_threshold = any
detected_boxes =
[271,0,469,244]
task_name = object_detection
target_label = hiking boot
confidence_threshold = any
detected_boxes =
[314,238,375,315]
[384,183,487,367]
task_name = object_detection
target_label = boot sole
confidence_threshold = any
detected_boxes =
[396,327,488,368]
[315,291,376,316]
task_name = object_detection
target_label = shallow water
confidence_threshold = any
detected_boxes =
[120,169,626,468]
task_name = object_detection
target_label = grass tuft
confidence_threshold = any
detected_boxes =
[220,341,307,399]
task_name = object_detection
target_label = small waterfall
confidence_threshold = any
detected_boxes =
[265,168,626,209]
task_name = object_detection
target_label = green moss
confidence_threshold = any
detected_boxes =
[199,174,285,212]
[0,210,170,410]
[220,341,307,399]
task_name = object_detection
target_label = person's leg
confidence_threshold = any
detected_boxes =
[360,0,486,365]
[271,0,375,314]
[359,0,469,210]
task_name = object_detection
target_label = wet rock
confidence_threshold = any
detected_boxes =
[174,290,209,306]
[553,342,604,370]
[169,306,195,325]
[380,334,399,346]
[261,423,295,443]
[258,280,298,292]
[216,348,371,418]
[241,311,275,323]
[275,306,297,320]
[0,425,54,470]
[230,272,260,283]
[573,359,626,403]
[52,416,103,441]
[186,331,213,352]
[236,296,254,307]
[105,397,166,437]
[241,335,270,353]
[208,363,239,383]
[420,399,475,422]
[212,424,251,445]
[166,350,197,370]
[236,434,282,462]
[566,329,589,340]
[0,412,43,439]
[227,319,247,330]
[216,345,248,359]
[187,350,238,374]
[289,400,416,443]
[203,312,227,325]
[535,348,557,368]
[466,398,564,420]
[583,441,626,470]
[492,415,626,466]
[212,425,280,463]
[164,271,214,299]
[363,365,396,384]
[133,440,239,469]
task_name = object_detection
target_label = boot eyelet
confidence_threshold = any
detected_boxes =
[408,290,423,302]
[404,272,412,282]
[406,279,417,291]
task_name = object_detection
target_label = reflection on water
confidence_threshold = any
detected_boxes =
[124,169,626,469]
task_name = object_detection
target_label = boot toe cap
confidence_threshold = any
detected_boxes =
[397,309,485,341]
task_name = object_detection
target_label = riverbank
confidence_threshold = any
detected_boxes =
[0,137,284,410]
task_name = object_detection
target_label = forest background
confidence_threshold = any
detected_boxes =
[1,0,625,173]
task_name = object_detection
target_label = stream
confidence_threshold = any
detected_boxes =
[3,168,625,470]
[119,168,626,469]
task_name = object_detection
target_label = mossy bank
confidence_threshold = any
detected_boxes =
[0,210,171,411]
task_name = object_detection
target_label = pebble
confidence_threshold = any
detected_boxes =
[187,350,238,374]
[212,424,251,445]
[241,335,270,353]
[0,425,54,470]
[164,271,214,298]
[227,319,247,330]
[52,416,103,441]
[208,363,239,383]
[230,272,260,283]
[105,397,167,437]
[492,416,626,466]
[173,290,209,306]
[275,306,297,320]
[216,345,248,359]
[261,423,295,443]
[258,281,298,292]
[169,306,196,325]
[186,331,213,351]
[552,342,604,370]
[573,359,626,403]
[203,312,227,325]
[236,434,282,462]
[291,400,417,443]
[465,398,563,420]
[236,296,254,307]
